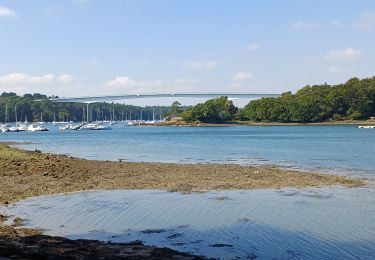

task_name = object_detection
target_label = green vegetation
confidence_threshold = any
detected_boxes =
[182,77,375,123]
[163,101,184,119]
[0,93,170,123]
[182,96,238,123]
[0,144,36,162]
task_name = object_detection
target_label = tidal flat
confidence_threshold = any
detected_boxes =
[0,143,367,259]
[0,143,364,204]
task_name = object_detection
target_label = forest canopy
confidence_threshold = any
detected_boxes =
[182,76,375,123]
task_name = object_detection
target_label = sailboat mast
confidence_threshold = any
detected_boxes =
[5,104,7,124]
[15,106,17,123]
[53,106,56,122]
[112,104,115,121]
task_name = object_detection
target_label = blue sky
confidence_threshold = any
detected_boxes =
[0,0,374,105]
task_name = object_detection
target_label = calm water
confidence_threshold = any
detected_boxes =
[1,125,374,178]
[3,188,375,259]
[1,125,375,259]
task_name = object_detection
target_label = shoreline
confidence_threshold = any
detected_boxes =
[150,119,375,127]
[0,143,366,259]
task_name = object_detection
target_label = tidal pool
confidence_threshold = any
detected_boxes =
[3,188,375,259]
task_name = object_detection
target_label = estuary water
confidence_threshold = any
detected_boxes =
[1,125,375,177]
[1,125,375,259]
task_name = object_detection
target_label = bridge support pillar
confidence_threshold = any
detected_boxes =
[86,103,93,122]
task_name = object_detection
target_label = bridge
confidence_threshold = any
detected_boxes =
[45,92,280,122]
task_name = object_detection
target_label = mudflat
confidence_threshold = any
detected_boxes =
[0,143,365,259]
[0,143,364,204]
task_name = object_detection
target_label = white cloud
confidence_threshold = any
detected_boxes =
[232,72,253,81]
[0,73,54,85]
[356,12,375,30]
[0,6,16,17]
[106,76,137,87]
[329,20,342,28]
[323,48,361,62]
[292,21,319,30]
[105,76,200,94]
[248,43,260,51]
[181,60,218,69]
[58,74,74,83]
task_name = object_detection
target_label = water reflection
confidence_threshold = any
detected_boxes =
[3,188,375,259]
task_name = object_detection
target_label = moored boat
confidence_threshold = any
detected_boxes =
[80,123,111,131]
[27,124,49,132]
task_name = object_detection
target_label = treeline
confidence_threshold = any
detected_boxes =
[1,76,374,124]
[0,93,170,123]
[182,77,375,123]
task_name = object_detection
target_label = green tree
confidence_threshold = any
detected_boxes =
[182,96,238,123]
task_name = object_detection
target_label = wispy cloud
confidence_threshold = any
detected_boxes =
[105,76,199,93]
[58,74,74,83]
[0,6,16,17]
[175,78,199,85]
[329,20,342,28]
[73,0,93,4]
[327,66,341,74]
[136,60,149,67]
[323,48,361,62]
[248,43,260,51]
[356,12,375,30]
[232,72,253,81]
[0,73,54,85]
[327,65,355,75]
[292,21,319,30]
[181,60,218,70]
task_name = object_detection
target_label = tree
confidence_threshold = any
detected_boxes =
[182,96,238,123]
[170,101,182,117]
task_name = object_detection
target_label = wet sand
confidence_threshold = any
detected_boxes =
[0,143,364,204]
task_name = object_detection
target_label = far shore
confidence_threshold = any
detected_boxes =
[151,119,375,127]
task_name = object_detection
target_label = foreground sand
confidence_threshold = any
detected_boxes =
[0,143,364,204]
[0,143,365,259]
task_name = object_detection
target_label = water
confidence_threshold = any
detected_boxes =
[1,125,375,259]
[3,188,375,259]
[1,125,374,178]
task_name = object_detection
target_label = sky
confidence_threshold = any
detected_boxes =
[0,0,374,106]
